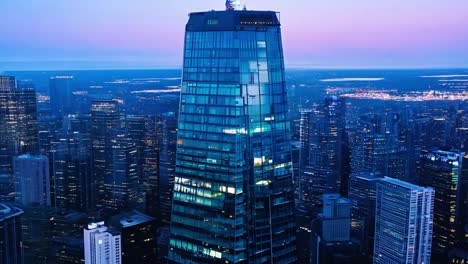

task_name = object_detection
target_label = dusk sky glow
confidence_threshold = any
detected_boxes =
[1,0,468,70]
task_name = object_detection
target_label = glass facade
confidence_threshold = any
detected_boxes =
[419,149,467,258]
[0,76,39,175]
[374,177,434,264]
[300,97,347,209]
[348,173,384,258]
[169,10,296,263]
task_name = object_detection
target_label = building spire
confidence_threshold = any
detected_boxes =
[225,0,242,10]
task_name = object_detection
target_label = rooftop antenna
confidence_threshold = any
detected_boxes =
[225,0,242,10]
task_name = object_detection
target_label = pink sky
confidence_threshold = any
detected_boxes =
[1,0,467,69]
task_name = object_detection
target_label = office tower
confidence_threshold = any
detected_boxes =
[455,108,468,152]
[291,142,301,201]
[351,113,407,181]
[90,100,120,209]
[49,76,74,116]
[103,131,139,211]
[299,109,311,204]
[52,115,93,211]
[169,3,296,263]
[348,173,383,258]
[373,177,434,264]
[300,96,347,210]
[49,212,88,264]
[126,115,146,183]
[13,154,51,206]
[0,203,24,264]
[429,117,450,148]
[419,149,467,259]
[310,194,362,264]
[158,112,177,226]
[109,211,157,263]
[84,222,121,264]
[0,75,16,91]
[142,116,160,218]
[127,115,162,210]
[0,76,39,174]
[21,207,56,263]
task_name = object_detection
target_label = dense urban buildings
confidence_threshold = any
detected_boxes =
[0,76,39,175]
[300,96,348,210]
[0,1,467,263]
[310,194,362,264]
[0,203,24,264]
[168,3,297,263]
[373,177,434,264]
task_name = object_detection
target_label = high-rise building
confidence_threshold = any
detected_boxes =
[103,131,139,211]
[0,203,24,264]
[49,76,74,116]
[169,3,296,263]
[158,112,178,226]
[0,76,16,91]
[419,149,467,259]
[142,116,160,219]
[90,100,120,209]
[321,194,351,242]
[351,113,407,181]
[348,172,383,259]
[49,212,88,264]
[310,194,362,264]
[300,96,347,210]
[126,115,146,185]
[0,76,39,174]
[84,222,121,264]
[13,154,51,207]
[52,115,93,211]
[373,177,434,264]
[109,211,158,264]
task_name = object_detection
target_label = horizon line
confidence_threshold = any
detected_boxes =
[2,66,468,73]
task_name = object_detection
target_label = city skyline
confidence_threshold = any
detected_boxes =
[1,0,468,70]
[0,1,467,263]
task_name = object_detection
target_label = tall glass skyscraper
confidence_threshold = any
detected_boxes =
[49,76,74,116]
[419,149,467,259]
[0,76,39,175]
[169,3,296,263]
[299,96,348,210]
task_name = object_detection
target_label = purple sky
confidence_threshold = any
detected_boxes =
[1,0,468,70]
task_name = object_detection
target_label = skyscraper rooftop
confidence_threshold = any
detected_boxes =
[186,10,280,32]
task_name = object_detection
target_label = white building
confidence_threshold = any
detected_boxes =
[374,177,434,264]
[13,154,51,206]
[84,221,121,264]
